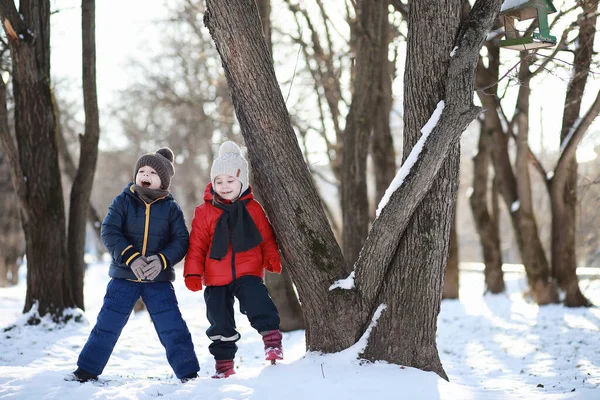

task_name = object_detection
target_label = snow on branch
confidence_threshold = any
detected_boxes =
[376,101,445,217]
[339,304,387,358]
[329,271,355,291]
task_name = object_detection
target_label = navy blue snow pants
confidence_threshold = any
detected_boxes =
[204,275,280,360]
[77,278,200,379]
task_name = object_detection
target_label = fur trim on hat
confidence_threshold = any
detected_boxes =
[210,141,249,194]
[134,147,175,190]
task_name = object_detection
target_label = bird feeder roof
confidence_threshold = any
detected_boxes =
[500,0,557,14]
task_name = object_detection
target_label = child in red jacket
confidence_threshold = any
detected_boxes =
[184,141,283,379]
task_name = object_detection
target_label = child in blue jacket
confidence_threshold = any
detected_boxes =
[69,148,200,383]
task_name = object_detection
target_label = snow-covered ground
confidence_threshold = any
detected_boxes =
[0,261,598,399]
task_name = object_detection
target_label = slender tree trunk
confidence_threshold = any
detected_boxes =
[66,0,101,310]
[514,57,557,305]
[370,23,396,210]
[0,0,75,319]
[551,0,597,307]
[340,0,389,268]
[443,218,460,299]
[470,124,504,293]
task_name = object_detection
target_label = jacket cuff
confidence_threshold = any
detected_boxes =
[122,246,141,266]
[158,253,170,270]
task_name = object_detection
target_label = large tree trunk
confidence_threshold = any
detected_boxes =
[67,0,101,310]
[551,0,597,307]
[0,0,75,319]
[361,0,463,379]
[204,0,501,379]
[340,0,389,268]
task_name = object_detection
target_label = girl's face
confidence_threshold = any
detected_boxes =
[136,165,162,190]
[214,174,242,201]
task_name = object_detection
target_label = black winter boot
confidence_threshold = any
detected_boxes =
[71,367,98,383]
[180,372,199,383]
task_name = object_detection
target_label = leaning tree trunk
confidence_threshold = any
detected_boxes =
[0,0,75,320]
[67,0,101,310]
[551,0,597,307]
[204,0,501,378]
[256,0,305,330]
[205,0,361,353]
[340,0,388,268]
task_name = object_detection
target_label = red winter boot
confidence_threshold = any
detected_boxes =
[212,359,235,379]
[262,330,283,363]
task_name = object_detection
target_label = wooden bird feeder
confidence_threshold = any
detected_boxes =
[499,0,557,51]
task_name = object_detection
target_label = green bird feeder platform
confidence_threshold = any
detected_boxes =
[499,0,557,51]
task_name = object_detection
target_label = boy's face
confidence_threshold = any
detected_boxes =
[136,165,162,190]
[214,174,242,200]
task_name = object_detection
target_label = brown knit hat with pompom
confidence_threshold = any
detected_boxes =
[133,148,175,190]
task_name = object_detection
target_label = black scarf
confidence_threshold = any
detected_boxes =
[209,190,263,260]
[133,184,170,204]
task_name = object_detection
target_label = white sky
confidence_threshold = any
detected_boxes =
[51,0,163,109]
[48,0,599,161]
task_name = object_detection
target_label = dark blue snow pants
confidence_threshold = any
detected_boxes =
[77,278,200,379]
[204,275,280,360]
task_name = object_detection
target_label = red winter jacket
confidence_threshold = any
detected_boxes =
[184,183,282,287]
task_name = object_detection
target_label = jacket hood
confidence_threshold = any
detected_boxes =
[203,182,254,204]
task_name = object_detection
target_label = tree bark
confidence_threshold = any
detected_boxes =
[370,22,396,211]
[0,0,75,320]
[551,0,597,307]
[256,0,305,330]
[470,123,504,293]
[513,57,557,305]
[443,217,460,299]
[67,0,101,310]
[476,58,557,304]
[359,0,502,380]
[340,0,389,268]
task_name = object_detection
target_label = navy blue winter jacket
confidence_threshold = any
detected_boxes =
[101,183,189,282]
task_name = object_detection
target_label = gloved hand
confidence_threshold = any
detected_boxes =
[185,275,203,292]
[130,257,147,281]
[265,258,282,274]
[143,255,163,281]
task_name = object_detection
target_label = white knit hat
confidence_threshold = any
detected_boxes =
[211,141,249,194]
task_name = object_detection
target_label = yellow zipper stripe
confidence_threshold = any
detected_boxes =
[159,253,167,270]
[126,252,140,265]
[140,195,169,257]
[142,203,150,256]
[121,244,133,256]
